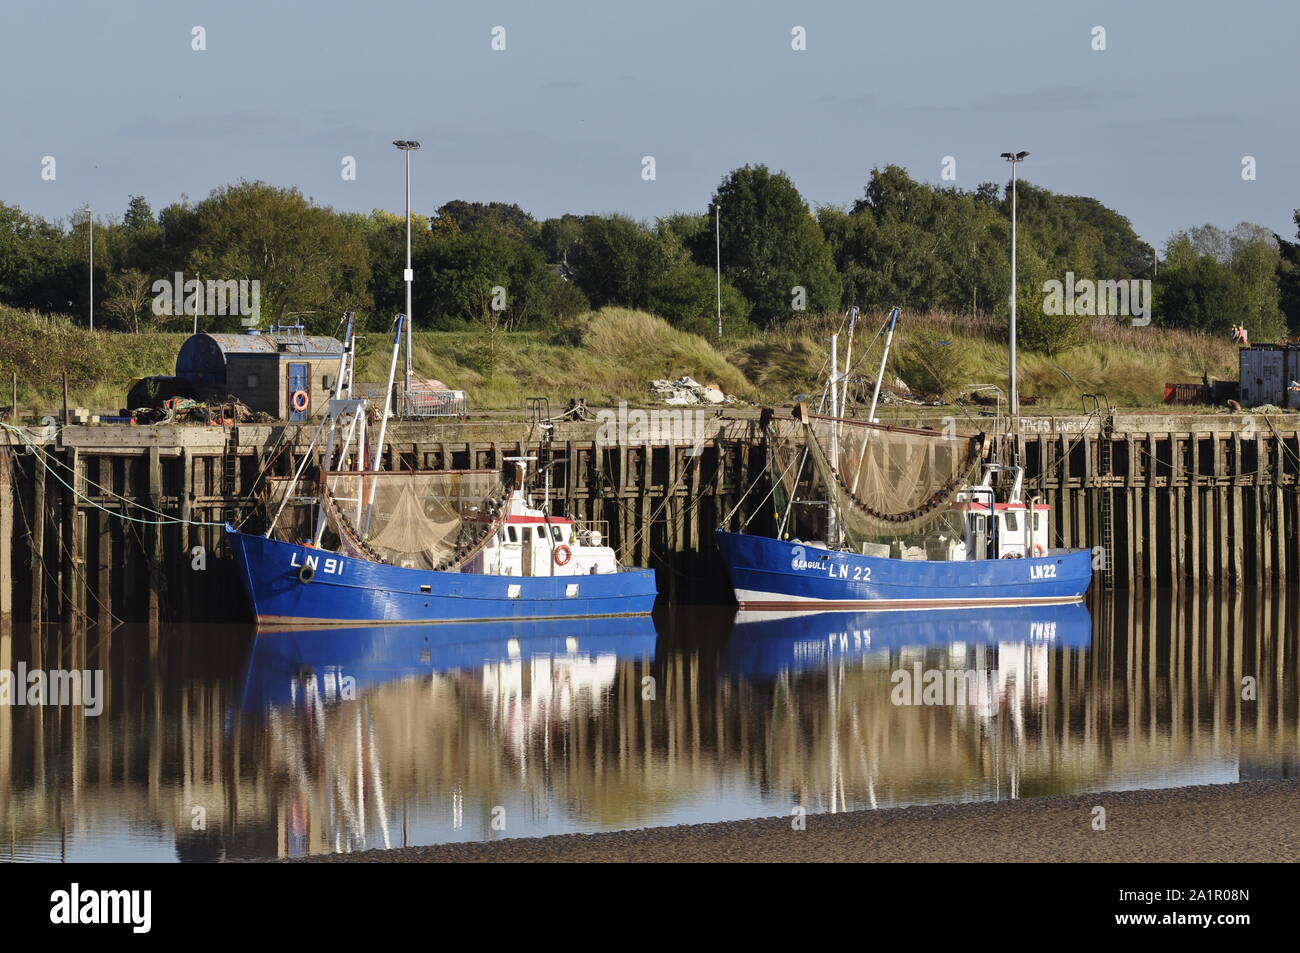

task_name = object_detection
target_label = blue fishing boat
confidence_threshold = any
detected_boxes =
[717,308,1093,612]
[228,314,656,626]
[716,527,1093,611]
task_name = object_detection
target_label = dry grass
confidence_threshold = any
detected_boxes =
[728,309,1240,410]
[2,303,1242,415]
[351,307,754,410]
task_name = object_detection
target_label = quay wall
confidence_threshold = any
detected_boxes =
[2,409,1298,628]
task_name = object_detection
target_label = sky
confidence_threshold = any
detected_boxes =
[3,0,1298,249]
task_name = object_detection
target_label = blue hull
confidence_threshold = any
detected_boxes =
[240,615,659,709]
[227,526,657,626]
[715,530,1092,611]
[724,602,1092,678]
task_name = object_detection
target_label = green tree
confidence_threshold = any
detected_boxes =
[119,195,164,273]
[0,203,70,312]
[645,261,749,338]
[539,214,584,267]
[183,182,372,331]
[425,230,586,330]
[1015,244,1087,356]
[1156,257,1249,336]
[567,214,675,309]
[1230,237,1286,343]
[1277,214,1300,335]
[1159,224,1286,342]
[432,200,540,245]
[710,165,839,326]
[349,208,436,326]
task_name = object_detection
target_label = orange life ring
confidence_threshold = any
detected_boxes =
[1032,543,1046,557]
[290,389,309,412]
[553,544,572,566]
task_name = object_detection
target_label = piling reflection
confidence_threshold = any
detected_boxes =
[1,591,1297,861]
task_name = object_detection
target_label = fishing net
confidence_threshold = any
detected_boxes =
[321,469,507,570]
[770,414,986,554]
[261,476,321,544]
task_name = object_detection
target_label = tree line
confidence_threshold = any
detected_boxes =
[2,165,1298,350]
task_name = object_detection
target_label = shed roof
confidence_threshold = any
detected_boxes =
[195,332,344,357]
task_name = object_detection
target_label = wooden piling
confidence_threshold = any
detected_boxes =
[0,447,12,632]
[147,446,162,645]
[6,412,1300,628]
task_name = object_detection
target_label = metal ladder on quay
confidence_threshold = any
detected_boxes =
[221,420,240,524]
[1085,394,1116,591]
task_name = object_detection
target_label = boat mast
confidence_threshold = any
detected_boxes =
[334,311,355,402]
[867,307,900,423]
[269,314,357,542]
[839,306,858,417]
[828,333,841,550]
[308,316,356,545]
[364,314,405,534]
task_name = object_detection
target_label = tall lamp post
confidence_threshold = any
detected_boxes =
[714,202,722,339]
[1000,151,1029,426]
[393,139,421,405]
[85,204,94,331]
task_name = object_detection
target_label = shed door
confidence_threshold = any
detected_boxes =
[288,363,309,421]
[1263,350,1284,406]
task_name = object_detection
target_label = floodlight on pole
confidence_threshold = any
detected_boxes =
[393,139,421,406]
[1000,150,1029,430]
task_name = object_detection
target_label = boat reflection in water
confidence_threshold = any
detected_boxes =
[723,602,1094,810]
[10,591,1300,861]
[240,616,658,711]
[232,616,657,857]
[726,602,1092,677]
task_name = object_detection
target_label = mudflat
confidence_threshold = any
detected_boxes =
[274,779,1300,863]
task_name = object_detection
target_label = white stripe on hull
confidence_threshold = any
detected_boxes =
[733,588,1084,612]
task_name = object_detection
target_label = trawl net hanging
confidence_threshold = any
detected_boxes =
[322,469,506,570]
[771,415,987,551]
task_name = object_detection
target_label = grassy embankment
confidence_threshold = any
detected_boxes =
[0,304,1241,418]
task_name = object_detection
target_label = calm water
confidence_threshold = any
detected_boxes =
[1,591,1297,861]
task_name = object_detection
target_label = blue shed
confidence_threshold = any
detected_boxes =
[175,328,344,420]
